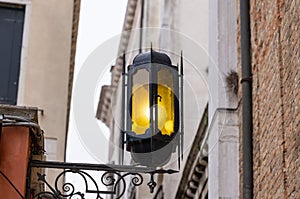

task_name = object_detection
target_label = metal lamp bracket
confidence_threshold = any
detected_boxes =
[28,160,178,199]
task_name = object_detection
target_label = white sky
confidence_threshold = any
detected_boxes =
[66,0,127,164]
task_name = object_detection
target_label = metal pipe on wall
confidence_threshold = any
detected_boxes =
[240,0,253,198]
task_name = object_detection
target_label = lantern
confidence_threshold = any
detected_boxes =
[121,50,183,167]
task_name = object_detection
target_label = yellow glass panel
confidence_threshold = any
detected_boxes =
[157,68,174,136]
[132,84,173,135]
[131,67,175,136]
[132,84,150,134]
[157,84,174,136]
[131,68,149,135]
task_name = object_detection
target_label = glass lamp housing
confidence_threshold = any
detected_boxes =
[124,51,180,167]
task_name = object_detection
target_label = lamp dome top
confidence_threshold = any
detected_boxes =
[132,50,172,66]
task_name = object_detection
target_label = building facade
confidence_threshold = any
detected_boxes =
[0,0,80,184]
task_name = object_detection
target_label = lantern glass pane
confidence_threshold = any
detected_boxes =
[157,67,174,136]
[131,68,150,135]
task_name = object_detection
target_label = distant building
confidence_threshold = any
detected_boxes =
[0,0,80,184]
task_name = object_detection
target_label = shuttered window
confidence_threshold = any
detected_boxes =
[0,5,25,105]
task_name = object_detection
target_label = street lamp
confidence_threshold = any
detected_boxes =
[121,49,184,168]
[17,49,184,198]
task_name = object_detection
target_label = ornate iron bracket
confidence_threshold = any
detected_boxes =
[29,160,178,199]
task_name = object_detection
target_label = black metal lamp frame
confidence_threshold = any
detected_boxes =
[120,50,184,169]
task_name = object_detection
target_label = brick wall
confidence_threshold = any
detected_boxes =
[238,0,299,198]
[279,0,300,197]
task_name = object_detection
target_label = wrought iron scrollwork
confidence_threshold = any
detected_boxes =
[29,160,178,199]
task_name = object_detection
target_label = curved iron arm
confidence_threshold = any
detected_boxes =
[29,160,178,199]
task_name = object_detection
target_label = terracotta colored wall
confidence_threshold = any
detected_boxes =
[0,126,30,199]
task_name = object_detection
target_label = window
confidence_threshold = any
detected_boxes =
[0,4,25,105]
[44,138,58,161]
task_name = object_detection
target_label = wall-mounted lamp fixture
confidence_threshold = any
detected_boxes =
[121,49,184,168]
[18,50,185,198]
